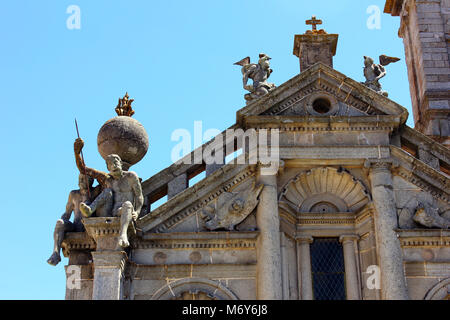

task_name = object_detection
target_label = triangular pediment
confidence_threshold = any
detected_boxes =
[236,62,409,125]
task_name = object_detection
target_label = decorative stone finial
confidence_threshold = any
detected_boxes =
[115,92,135,117]
[293,17,338,72]
[305,16,327,35]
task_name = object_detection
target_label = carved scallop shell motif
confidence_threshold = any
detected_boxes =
[279,167,370,213]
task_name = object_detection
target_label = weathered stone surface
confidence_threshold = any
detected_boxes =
[60,5,450,301]
[97,116,149,168]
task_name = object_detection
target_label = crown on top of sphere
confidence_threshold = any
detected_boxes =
[115,92,135,117]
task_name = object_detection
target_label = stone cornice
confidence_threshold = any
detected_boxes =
[138,165,257,233]
[397,229,450,248]
[400,126,450,164]
[384,0,405,16]
[243,115,401,132]
[133,231,259,250]
[279,203,373,227]
[61,232,96,257]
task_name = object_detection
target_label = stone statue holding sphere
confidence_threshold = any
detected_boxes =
[74,137,143,248]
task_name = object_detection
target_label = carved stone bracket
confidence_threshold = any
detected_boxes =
[82,217,136,251]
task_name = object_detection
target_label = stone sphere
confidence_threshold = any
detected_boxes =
[97,116,149,168]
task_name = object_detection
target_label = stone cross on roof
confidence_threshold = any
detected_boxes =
[306,16,322,31]
[305,16,327,35]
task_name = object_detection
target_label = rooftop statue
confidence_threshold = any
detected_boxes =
[47,174,102,266]
[234,53,276,104]
[362,55,400,97]
[74,138,144,248]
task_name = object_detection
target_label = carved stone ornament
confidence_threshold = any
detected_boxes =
[234,54,276,105]
[361,55,400,97]
[201,181,264,231]
[413,203,450,229]
[279,167,370,213]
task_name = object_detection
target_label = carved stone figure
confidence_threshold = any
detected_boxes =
[234,54,276,104]
[362,55,400,97]
[74,138,144,248]
[202,182,264,231]
[413,203,450,229]
[47,174,101,266]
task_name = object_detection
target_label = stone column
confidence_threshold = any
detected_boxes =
[256,169,282,300]
[366,160,409,300]
[296,235,314,300]
[83,217,134,300]
[92,251,127,300]
[339,235,361,300]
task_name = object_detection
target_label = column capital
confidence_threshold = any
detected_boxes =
[364,159,397,172]
[82,217,136,251]
[339,234,360,244]
[296,235,314,244]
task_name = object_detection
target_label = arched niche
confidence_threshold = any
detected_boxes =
[150,278,239,300]
[424,278,450,300]
[279,167,370,213]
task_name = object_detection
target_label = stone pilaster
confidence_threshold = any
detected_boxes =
[256,168,282,300]
[92,250,127,300]
[339,235,361,300]
[366,159,409,300]
[296,235,314,300]
[62,232,96,300]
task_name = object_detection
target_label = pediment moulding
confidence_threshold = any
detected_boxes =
[391,146,450,204]
[138,165,258,233]
[237,63,409,125]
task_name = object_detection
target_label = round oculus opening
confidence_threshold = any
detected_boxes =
[312,98,332,114]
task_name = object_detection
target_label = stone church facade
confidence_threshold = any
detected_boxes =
[59,0,450,300]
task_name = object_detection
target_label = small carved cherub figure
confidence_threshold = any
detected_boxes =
[235,53,276,104]
[74,138,143,248]
[115,92,135,117]
[202,182,264,231]
[362,55,400,97]
[47,174,102,266]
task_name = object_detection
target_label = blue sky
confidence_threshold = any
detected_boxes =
[0,0,412,299]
